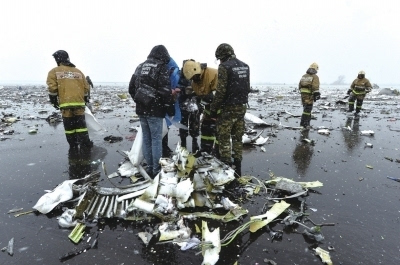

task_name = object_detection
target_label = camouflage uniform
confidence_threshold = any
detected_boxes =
[298,68,320,127]
[210,44,250,176]
[348,76,372,113]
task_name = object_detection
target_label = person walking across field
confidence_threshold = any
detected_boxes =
[347,70,372,116]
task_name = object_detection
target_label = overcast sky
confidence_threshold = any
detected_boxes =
[1,0,399,85]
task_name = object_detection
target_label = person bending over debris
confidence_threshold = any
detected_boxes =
[347,70,372,116]
[182,59,218,155]
[298,62,320,128]
[210,43,250,176]
[46,50,93,149]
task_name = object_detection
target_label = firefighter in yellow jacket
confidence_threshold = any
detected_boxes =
[347,70,372,116]
[46,50,93,148]
[298,62,320,128]
[182,60,218,155]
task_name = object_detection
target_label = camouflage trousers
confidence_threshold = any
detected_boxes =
[216,104,246,163]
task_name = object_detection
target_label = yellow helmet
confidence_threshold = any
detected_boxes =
[358,70,365,75]
[183,60,202,80]
[309,62,319,70]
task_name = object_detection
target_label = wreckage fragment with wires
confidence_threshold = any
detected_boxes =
[32,143,334,265]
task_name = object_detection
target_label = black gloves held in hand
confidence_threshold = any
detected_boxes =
[313,92,321,102]
[49,94,59,110]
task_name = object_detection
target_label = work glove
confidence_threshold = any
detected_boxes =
[313,92,321,102]
[347,89,352,95]
[365,88,372,93]
[84,96,90,104]
[49,94,59,110]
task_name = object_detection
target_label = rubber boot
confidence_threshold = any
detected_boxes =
[213,144,220,159]
[162,133,172,157]
[233,158,242,177]
[180,135,187,149]
[66,134,79,148]
[78,132,93,148]
[192,137,199,153]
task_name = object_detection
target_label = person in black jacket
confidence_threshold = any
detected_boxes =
[128,45,174,178]
[210,43,250,177]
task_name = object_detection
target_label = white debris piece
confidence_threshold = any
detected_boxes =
[317,129,330,135]
[244,112,270,126]
[201,221,221,265]
[33,179,81,214]
[360,130,374,136]
[58,209,78,228]
[314,247,333,265]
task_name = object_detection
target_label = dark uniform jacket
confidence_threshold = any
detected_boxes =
[128,45,173,118]
[210,56,250,112]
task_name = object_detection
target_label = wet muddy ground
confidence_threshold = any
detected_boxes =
[1,85,399,265]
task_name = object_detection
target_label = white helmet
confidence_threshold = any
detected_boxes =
[358,70,365,75]
[183,60,202,80]
[309,62,319,70]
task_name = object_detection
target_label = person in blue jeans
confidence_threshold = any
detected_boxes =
[128,45,175,178]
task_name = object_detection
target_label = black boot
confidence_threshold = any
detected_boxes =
[78,132,93,148]
[180,136,187,149]
[213,144,220,159]
[66,134,79,148]
[162,133,172,157]
[233,158,242,177]
[192,137,199,153]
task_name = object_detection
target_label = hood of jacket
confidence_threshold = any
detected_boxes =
[148,45,170,64]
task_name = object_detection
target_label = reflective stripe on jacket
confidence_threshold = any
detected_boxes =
[299,73,319,94]
[350,77,372,95]
[47,65,89,109]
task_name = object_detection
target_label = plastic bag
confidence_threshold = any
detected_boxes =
[85,106,107,134]
[128,119,169,166]
[128,126,143,166]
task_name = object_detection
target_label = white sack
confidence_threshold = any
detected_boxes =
[85,106,107,134]
[128,119,169,166]
[33,179,80,214]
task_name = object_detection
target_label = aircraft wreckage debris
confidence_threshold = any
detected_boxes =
[30,144,333,264]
